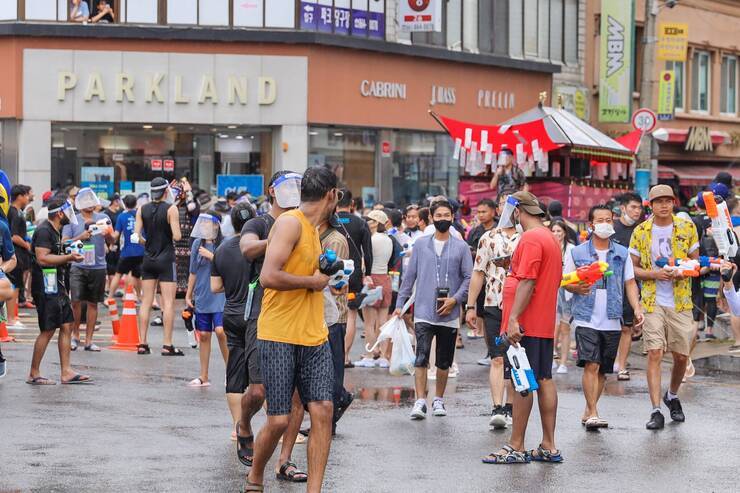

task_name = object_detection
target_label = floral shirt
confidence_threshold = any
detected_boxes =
[473,228,520,309]
[629,215,699,313]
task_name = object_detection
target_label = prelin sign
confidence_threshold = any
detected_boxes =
[398,0,441,32]
[598,0,634,123]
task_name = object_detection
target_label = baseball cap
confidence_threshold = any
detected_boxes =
[367,210,389,225]
[648,184,675,202]
[511,191,545,216]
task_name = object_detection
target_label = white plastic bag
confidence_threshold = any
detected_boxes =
[365,293,416,376]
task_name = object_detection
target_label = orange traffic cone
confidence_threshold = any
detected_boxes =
[0,319,15,342]
[106,298,120,342]
[108,286,140,352]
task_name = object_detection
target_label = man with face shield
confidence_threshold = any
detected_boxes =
[134,177,183,356]
[27,197,92,385]
[563,205,644,430]
[62,187,114,352]
[237,171,308,481]
[245,167,339,492]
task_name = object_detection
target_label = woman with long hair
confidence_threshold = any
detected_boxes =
[551,220,576,374]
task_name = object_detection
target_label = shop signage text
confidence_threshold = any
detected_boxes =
[477,90,515,110]
[599,0,634,123]
[57,72,278,106]
[360,80,407,99]
[684,127,713,152]
[430,85,456,106]
[398,0,441,32]
[657,23,689,62]
[657,70,675,120]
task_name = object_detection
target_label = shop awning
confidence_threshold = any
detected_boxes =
[658,164,740,186]
[615,129,643,154]
[654,128,730,145]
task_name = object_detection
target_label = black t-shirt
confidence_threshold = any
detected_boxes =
[466,225,491,253]
[212,236,252,318]
[8,206,30,269]
[336,211,373,277]
[31,220,66,296]
[241,214,275,320]
[613,220,637,249]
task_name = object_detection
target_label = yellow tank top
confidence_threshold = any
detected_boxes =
[257,209,327,346]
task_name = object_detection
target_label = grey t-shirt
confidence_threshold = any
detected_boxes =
[62,212,109,270]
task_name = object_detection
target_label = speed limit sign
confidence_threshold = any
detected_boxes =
[632,108,657,133]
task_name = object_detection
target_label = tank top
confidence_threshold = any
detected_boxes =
[141,201,174,260]
[258,209,327,346]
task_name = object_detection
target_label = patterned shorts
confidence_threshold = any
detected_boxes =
[258,340,334,416]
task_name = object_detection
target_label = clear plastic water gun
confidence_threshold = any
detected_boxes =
[654,257,700,277]
[319,249,355,289]
[63,239,84,255]
[703,192,738,259]
[88,218,113,236]
[497,336,539,396]
[560,261,613,287]
[347,285,383,310]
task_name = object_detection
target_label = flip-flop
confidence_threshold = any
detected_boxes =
[187,378,210,387]
[26,376,57,385]
[61,374,93,385]
[584,416,601,431]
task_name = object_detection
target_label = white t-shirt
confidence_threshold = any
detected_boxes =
[433,238,445,256]
[415,237,459,329]
[565,247,635,331]
[370,232,393,275]
[650,224,676,308]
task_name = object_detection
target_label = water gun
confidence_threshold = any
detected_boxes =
[496,336,539,396]
[654,257,700,277]
[319,249,355,288]
[560,261,613,287]
[88,218,113,236]
[63,239,84,256]
[26,221,35,242]
[347,285,383,310]
[579,230,589,243]
[181,306,197,348]
[703,192,738,259]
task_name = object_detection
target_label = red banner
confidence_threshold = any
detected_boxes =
[526,182,619,223]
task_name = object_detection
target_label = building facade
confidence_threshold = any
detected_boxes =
[0,1,582,205]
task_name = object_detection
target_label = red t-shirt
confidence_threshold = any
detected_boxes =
[500,226,562,339]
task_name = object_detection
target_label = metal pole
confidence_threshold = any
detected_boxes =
[638,0,658,174]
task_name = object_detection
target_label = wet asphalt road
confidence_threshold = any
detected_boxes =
[1,317,738,492]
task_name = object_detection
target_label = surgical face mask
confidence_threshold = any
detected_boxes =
[622,213,636,226]
[593,222,615,239]
[434,220,452,233]
[273,173,302,209]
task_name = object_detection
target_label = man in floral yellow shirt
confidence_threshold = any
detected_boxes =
[629,185,699,431]
[465,194,520,430]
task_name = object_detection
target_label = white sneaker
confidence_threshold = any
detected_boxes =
[427,368,437,380]
[376,358,390,368]
[448,363,459,379]
[7,320,25,329]
[187,329,198,349]
[432,398,447,416]
[353,358,376,368]
[552,360,559,370]
[410,399,427,420]
[84,343,101,352]
[556,364,568,374]
[70,338,79,351]
[477,357,491,366]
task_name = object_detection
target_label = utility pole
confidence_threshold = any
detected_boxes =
[637,0,658,174]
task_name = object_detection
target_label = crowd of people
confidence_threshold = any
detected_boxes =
[1,164,740,490]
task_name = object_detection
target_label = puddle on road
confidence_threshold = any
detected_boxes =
[346,385,416,405]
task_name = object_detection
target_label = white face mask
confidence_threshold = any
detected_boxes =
[622,214,636,226]
[593,223,615,239]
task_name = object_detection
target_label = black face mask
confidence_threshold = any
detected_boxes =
[434,220,452,233]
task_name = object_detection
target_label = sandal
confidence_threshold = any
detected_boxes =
[61,374,93,384]
[527,444,564,463]
[137,344,151,355]
[584,416,601,431]
[276,461,308,483]
[244,479,264,492]
[617,369,630,381]
[161,345,184,356]
[235,423,254,467]
[26,376,57,385]
[482,445,530,464]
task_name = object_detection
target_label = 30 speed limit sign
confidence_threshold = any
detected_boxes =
[632,108,657,133]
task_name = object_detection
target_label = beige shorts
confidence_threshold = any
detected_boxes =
[642,305,693,356]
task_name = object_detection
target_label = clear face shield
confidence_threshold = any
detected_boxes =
[49,200,79,225]
[137,194,150,207]
[190,213,221,241]
[496,195,519,229]
[273,173,302,209]
[75,187,101,211]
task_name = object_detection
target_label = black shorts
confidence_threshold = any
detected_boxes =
[35,294,74,332]
[259,339,334,416]
[519,336,554,381]
[476,290,485,318]
[106,250,120,276]
[223,313,260,393]
[116,256,143,278]
[414,322,457,370]
[622,295,635,326]
[5,266,24,289]
[141,256,176,282]
[483,307,506,359]
[69,268,107,303]
[575,326,621,374]
[348,270,363,297]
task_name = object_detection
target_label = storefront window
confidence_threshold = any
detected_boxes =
[721,55,737,115]
[308,127,377,201]
[391,132,457,207]
[666,60,685,111]
[692,50,711,112]
[50,124,271,197]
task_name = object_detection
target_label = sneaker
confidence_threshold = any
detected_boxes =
[448,363,459,379]
[376,358,390,368]
[7,320,25,329]
[663,393,686,422]
[151,316,163,327]
[353,358,376,368]
[503,404,513,426]
[84,344,101,352]
[477,357,491,366]
[556,364,568,374]
[432,398,447,417]
[71,338,79,351]
[489,405,507,429]
[552,360,558,370]
[646,409,665,430]
[0,359,6,378]
[187,329,198,349]
[410,399,427,420]
[427,368,437,380]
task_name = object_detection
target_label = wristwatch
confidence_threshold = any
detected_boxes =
[465,306,476,311]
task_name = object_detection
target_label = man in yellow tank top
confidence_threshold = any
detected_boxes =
[246,167,339,493]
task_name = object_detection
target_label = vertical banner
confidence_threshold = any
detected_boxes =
[300,0,318,30]
[657,70,675,120]
[656,23,688,62]
[598,0,634,123]
[334,0,351,35]
[317,0,334,33]
[367,0,385,39]
[351,0,368,36]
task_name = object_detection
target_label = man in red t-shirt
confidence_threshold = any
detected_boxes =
[483,191,563,465]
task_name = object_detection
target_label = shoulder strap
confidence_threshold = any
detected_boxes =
[320,227,335,243]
